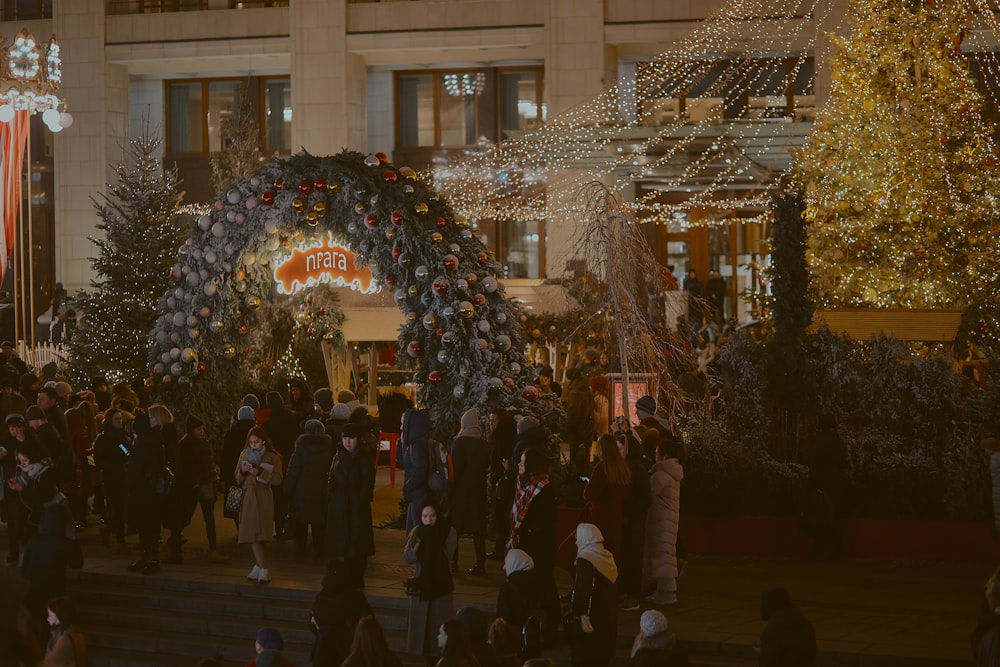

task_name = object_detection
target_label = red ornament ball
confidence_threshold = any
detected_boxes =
[391,209,405,225]
[385,275,396,286]
[197,362,207,374]
[314,177,327,191]
[261,191,275,206]
[274,178,284,190]
[392,248,402,259]
[428,371,443,384]
[375,152,388,164]
[503,378,515,389]
[382,170,398,183]
[522,387,539,402]
[299,180,313,195]
[432,282,448,296]
[473,294,486,306]
[476,252,488,263]
[436,328,445,338]
[365,213,379,229]
[406,341,422,358]
[443,255,459,271]
[436,217,446,228]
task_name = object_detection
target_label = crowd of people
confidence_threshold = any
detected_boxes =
[0,339,823,667]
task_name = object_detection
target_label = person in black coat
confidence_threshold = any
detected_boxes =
[457,606,499,667]
[487,409,517,559]
[758,587,817,667]
[2,413,35,563]
[92,408,131,547]
[309,559,374,667]
[20,504,82,642]
[162,409,195,564]
[263,391,302,539]
[7,437,59,545]
[509,446,559,637]
[450,408,489,575]
[401,408,432,534]
[325,422,376,588]
[125,411,165,574]
[618,430,651,610]
[284,419,334,557]
[496,549,538,632]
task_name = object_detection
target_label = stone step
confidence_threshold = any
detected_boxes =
[72,569,761,667]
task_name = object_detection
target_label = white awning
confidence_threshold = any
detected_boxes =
[340,307,405,342]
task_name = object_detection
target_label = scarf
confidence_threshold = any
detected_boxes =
[504,548,534,575]
[575,523,618,583]
[244,446,265,467]
[510,473,548,543]
[19,459,51,483]
[415,521,455,600]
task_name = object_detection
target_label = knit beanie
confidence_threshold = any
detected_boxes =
[314,388,334,411]
[337,389,357,404]
[303,419,325,435]
[639,609,668,637]
[517,416,540,435]
[331,403,351,421]
[237,405,255,422]
[255,626,284,650]
[265,391,284,411]
[185,414,204,433]
[241,393,261,410]
[635,395,656,416]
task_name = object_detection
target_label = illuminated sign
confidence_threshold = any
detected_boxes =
[273,232,378,295]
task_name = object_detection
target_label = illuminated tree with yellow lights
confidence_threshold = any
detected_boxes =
[798,0,1000,311]
[65,133,188,385]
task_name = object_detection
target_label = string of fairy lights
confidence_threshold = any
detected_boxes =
[432,0,1000,246]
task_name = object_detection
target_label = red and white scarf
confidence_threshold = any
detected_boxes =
[509,473,549,544]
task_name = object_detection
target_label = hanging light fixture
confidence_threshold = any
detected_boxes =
[442,72,485,97]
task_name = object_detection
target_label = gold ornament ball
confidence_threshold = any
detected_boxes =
[306,211,319,226]
[222,344,237,359]
[247,295,262,310]
[400,167,417,181]
[414,202,429,215]
[314,202,328,216]
[292,198,306,213]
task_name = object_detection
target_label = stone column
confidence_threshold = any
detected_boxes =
[54,0,130,292]
[290,0,367,155]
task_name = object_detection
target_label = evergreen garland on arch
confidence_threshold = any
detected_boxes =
[150,150,537,439]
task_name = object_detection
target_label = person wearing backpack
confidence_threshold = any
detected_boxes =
[401,409,432,534]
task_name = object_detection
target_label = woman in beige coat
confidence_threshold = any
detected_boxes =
[234,426,283,583]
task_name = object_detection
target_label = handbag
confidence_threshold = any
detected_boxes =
[403,576,422,596]
[224,485,244,517]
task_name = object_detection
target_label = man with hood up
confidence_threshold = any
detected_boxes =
[400,408,432,534]
[309,559,373,666]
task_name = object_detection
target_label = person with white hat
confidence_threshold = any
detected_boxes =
[629,609,690,666]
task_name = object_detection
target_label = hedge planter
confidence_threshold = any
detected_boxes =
[682,515,1000,561]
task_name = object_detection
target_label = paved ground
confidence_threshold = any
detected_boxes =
[4,468,988,664]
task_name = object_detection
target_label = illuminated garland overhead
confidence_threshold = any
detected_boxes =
[432,0,1000,233]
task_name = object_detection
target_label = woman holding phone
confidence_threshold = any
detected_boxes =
[235,426,283,584]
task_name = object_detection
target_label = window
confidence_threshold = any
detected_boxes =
[499,69,544,137]
[165,76,290,155]
[476,219,545,279]
[262,78,291,153]
[395,66,544,148]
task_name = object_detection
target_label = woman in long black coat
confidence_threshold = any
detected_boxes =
[509,446,559,637]
[450,408,489,575]
[126,410,165,574]
[487,409,517,559]
[309,559,374,667]
[325,422,376,588]
[92,409,130,547]
[285,419,334,556]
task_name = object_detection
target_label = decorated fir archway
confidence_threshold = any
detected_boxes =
[149,151,535,435]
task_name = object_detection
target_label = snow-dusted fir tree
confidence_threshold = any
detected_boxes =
[65,132,187,385]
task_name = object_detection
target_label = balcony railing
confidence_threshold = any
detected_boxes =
[106,0,286,15]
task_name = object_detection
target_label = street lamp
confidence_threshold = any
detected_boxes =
[0,30,72,368]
